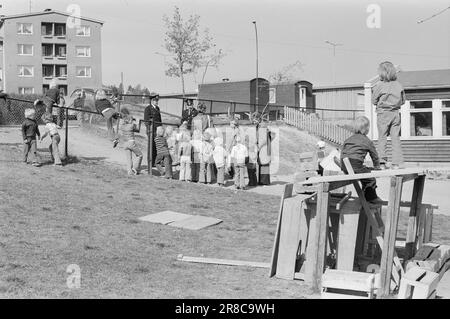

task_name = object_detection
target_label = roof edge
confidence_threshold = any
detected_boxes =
[0,9,104,25]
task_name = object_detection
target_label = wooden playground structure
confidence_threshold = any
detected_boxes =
[270,155,449,299]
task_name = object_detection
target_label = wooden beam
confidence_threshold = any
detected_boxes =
[297,168,427,185]
[269,183,294,277]
[405,175,425,260]
[378,176,403,298]
[307,182,330,292]
[328,180,355,192]
[177,255,270,269]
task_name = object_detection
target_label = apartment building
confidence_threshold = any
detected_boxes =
[0,9,103,96]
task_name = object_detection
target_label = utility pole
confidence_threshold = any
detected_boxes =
[252,21,259,113]
[325,40,343,84]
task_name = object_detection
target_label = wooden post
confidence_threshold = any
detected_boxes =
[378,176,403,298]
[305,182,329,292]
[405,175,425,260]
[269,183,294,277]
[64,106,68,158]
[147,120,153,176]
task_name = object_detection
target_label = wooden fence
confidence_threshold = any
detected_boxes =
[284,106,353,145]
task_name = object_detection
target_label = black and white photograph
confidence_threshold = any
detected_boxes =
[0,0,450,310]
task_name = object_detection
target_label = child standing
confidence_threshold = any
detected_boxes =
[340,116,382,204]
[165,126,179,166]
[43,79,60,120]
[40,113,62,166]
[154,126,172,178]
[190,129,203,182]
[21,108,41,166]
[213,137,228,187]
[372,61,405,169]
[199,131,214,184]
[178,133,193,182]
[120,115,143,175]
[230,135,248,190]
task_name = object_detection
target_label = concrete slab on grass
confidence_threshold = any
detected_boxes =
[139,211,192,225]
[169,215,223,230]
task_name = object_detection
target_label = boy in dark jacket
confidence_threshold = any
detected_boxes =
[22,108,41,166]
[340,116,382,204]
[94,89,121,148]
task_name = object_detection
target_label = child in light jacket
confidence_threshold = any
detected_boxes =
[178,133,193,181]
[190,129,203,182]
[40,113,62,166]
[213,137,228,186]
[199,131,214,184]
[120,115,143,175]
[229,135,248,190]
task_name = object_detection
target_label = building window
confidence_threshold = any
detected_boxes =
[43,65,54,77]
[76,66,92,78]
[41,23,53,36]
[409,100,433,137]
[76,46,91,57]
[18,87,34,94]
[269,88,276,104]
[54,23,66,37]
[55,44,67,58]
[17,44,34,56]
[56,65,67,78]
[42,44,53,57]
[17,23,33,35]
[18,65,34,77]
[76,25,91,37]
[443,100,450,136]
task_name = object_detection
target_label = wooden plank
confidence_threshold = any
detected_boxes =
[169,215,223,230]
[405,175,425,260]
[275,196,305,280]
[308,182,330,292]
[321,292,369,299]
[424,206,434,243]
[322,269,375,292]
[177,255,270,268]
[269,183,294,277]
[336,206,360,271]
[327,180,354,192]
[297,168,427,185]
[378,176,403,298]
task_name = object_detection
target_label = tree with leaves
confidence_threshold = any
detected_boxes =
[269,60,305,84]
[163,6,221,95]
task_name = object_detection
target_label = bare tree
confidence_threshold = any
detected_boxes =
[269,60,305,84]
[194,48,226,85]
[163,6,216,95]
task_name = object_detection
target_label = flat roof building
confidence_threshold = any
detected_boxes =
[0,9,103,96]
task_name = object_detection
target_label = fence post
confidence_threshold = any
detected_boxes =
[147,120,153,176]
[64,107,69,159]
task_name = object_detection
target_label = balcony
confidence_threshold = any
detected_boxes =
[42,44,67,63]
[41,23,67,42]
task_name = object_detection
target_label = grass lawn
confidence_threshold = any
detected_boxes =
[0,143,311,299]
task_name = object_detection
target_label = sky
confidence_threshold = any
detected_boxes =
[2,0,450,94]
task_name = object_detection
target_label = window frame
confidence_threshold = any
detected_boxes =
[17,44,34,56]
[75,66,92,78]
[75,46,91,57]
[17,23,33,35]
[76,25,91,37]
[408,100,434,137]
[18,87,35,94]
[18,65,34,77]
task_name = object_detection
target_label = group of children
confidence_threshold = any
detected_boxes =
[122,119,251,189]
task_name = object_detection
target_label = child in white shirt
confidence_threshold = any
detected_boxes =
[178,133,193,181]
[199,131,214,184]
[40,113,62,166]
[190,129,203,182]
[213,137,228,186]
[230,135,248,190]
